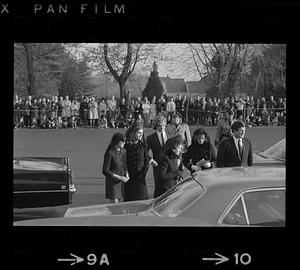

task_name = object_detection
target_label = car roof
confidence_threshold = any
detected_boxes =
[192,166,285,189]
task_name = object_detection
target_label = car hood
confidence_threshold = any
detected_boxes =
[64,199,154,218]
[14,215,209,226]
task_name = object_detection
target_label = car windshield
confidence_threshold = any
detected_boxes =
[151,177,205,217]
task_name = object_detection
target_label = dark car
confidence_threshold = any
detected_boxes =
[15,166,285,226]
[13,157,76,208]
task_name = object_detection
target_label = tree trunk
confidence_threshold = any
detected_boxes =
[22,43,36,96]
[119,80,126,99]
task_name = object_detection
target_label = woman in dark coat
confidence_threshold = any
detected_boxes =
[182,127,216,173]
[124,124,150,201]
[102,133,129,203]
[155,135,185,198]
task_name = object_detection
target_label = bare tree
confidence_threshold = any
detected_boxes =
[65,43,166,99]
[188,43,255,97]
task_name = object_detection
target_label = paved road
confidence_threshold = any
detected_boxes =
[13,126,285,221]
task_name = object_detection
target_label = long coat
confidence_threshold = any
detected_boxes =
[182,142,216,172]
[155,150,184,198]
[124,141,150,201]
[216,136,253,168]
[102,148,127,200]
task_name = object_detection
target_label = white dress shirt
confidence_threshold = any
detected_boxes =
[156,131,167,146]
[233,136,243,157]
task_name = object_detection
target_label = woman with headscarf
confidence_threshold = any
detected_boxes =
[124,124,150,201]
[155,135,185,198]
[182,127,216,173]
[102,133,129,203]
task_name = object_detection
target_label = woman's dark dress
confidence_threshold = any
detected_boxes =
[182,142,216,172]
[124,141,150,201]
[102,148,127,200]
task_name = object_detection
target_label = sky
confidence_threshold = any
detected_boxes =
[66,43,201,81]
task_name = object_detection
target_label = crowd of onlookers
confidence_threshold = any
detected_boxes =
[13,93,286,129]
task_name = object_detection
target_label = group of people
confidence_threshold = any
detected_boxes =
[13,93,286,130]
[102,112,253,203]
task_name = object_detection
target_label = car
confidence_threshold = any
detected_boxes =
[13,157,76,208]
[15,165,285,226]
[253,137,285,166]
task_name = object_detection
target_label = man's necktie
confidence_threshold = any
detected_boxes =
[161,132,165,146]
[238,139,243,160]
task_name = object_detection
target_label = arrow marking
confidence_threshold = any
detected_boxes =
[202,252,229,265]
[58,253,84,266]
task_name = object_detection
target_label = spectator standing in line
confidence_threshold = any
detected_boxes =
[261,104,270,126]
[134,97,143,119]
[260,97,267,110]
[236,97,246,120]
[149,96,157,127]
[182,95,189,124]
[183,128,216,173]
[146,116,168,198]
[211,98,219,126]
[166,112,192,148]
[175,94,184,120]
[166,96,176,124]
[88,97,99,128]
[79,97,88,127]
[142,96,151,127]
[124,124,150,201]
[267,96,277,121]
[196,95,204,125]
[107,95,117,127]
[14,96,22,128]
[200,97,207,125]
[188,97,195,125]
[119,97,128,119]
[155,135,185,198]
[57,96,64,128]
[216,120,253,168]
[204,98,213,126]
[102,133,129,204]
[254,97,261,118]
[22,99,31,128]
[29,98,39,128]
[62,95,72,124]
[157,94,166,118]
[48,96,58,127]
[39,98,48,128]
[71,96,80,127]
[98,98,108,120]
[246,96,255,121]
[220,98,230,119]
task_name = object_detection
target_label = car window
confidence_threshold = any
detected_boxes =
[152,177,205,217]
[221,188,285,226]
[243,189,285,226]
[222,197,247,225]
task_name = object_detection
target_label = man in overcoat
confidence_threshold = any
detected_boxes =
[216,120,253,167]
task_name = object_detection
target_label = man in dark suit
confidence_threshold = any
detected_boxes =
[146,116,168,198]
[216,120,253,167]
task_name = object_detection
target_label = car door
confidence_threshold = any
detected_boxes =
[14,157,73,208]
[219,187,285,226]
